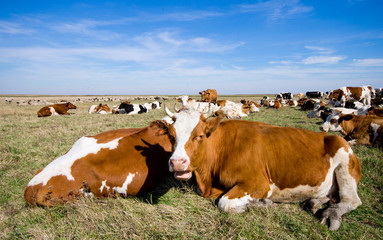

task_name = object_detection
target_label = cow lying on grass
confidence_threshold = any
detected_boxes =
[154,107,362,230]
[25,122,172,207]
[88,103,111,114]
[37,102,77,117]
[320,113,383,148]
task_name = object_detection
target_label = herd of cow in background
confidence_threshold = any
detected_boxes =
[19,85,383,231]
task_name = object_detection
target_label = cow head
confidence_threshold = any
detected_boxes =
[320,113,354,133]
[162,107,222,180]
[65,102,77,109]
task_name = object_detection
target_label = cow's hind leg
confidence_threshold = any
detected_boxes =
[321,145,362,230]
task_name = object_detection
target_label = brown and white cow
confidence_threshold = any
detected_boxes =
[320,113,383,148]
[89,103,111,114]
[37,102,77,117]
[327,86,372,107]
[24,122,172,207]
[199,89,218,103]
[157,107,362,230]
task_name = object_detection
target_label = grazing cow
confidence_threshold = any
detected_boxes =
[159,107,362,230]
[24,122,172,207]
[89,103,111,114]
[37,102,77,117]
[320,114,383,148]
[115,102,148,115]
[306,91,324,99]
[199,89,218,103]
[327,86,372,107]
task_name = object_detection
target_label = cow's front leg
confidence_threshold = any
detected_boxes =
[217,184,271,213]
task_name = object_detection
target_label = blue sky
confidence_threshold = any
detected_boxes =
[0,0,382,95]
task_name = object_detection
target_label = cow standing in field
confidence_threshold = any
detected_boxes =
[37,102,77,117]
[199,89,218,103]
[24,122,172,207]
[320,113,383,148]
[156,107,362,230]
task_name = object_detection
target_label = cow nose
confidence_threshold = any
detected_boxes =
[169,158,188,172]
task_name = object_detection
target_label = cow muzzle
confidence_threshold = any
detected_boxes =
[169,158,192,180]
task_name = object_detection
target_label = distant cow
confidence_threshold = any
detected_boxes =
[143,101,162,111]
[37,102,77,117]
[320,114,383,148]
[89,103,111,114]
[327,86,372,107]
[24,122,172,207]
[199,89,218,103]
[276,92,293,100]
[159,107,362,230]
[115,102,148,115]
[306,91,324,99]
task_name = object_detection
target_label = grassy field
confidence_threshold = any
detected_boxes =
[0,95,382,239]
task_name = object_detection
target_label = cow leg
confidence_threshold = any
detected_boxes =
[303,197,330,214]
[217,183,270,213]
[320,149,362,230]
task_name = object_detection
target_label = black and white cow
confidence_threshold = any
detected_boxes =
[306,91,324,99]
[115,102,148,115]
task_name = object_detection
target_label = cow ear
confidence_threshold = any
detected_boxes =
[205,116,222,138]
[339,114,354,123]
[150,120,169,136]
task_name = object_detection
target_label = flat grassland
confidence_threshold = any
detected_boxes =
[0,95,382,239]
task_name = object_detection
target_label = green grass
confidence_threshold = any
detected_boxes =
[0,95,382,239]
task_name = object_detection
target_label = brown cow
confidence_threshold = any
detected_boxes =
[89,103,111,114]
[157,107,362,230]
[199,89,218,103]
[367,107,383,117]
[273,99,283,109]
[320,113,383,148]
[327,86,372,107]
[24,121,172,207]
[37,102,77,117]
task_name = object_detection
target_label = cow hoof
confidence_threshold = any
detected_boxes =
[321,205,342,231]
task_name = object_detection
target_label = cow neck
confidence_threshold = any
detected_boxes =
[193,122,226,190]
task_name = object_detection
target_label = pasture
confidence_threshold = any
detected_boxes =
[0,95,382,239]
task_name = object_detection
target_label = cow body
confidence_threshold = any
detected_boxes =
[320,114,383,147]
[89,103,111,114]
[25,123,172,207]
[37,102,77,117]
[161,108,362,230]
[115,102,148,115]
[199,89,218,103]
[306,91,324,99]
[328,86,372,107]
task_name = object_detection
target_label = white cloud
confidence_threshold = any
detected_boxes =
[353,58,383,66]
[238,0,313,23]
[302,55,347,64]
[0,21,35,34]
[304,46,334,54]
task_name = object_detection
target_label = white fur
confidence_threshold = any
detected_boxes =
[370,123,381,144]
[112,173,135,196]
[28,136,122,186]
[49,107,59,116]
[218,194,254,213]
[169,110,201,172]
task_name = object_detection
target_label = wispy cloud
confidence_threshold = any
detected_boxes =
[302,55,347,64]
[0,21,35,34]
[304,45,334,54]
[238,0,313,23]
[353,58,383,66]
